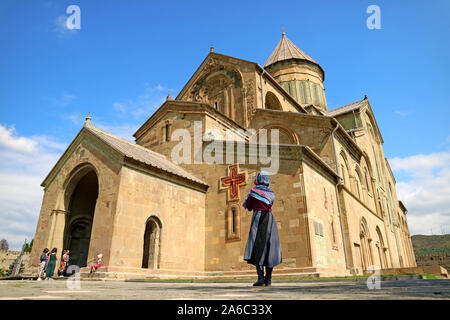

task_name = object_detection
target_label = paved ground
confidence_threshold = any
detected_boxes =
[0,279,449,300]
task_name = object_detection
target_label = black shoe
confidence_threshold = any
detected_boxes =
[253,278,265,286]
[253,265,265,286]
[264,267,273,287]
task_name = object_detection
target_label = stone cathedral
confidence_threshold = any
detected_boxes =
[30,33,416,278]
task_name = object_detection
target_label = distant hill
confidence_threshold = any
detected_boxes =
[411,234,450,255]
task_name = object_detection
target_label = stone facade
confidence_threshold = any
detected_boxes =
[29,34,416,278]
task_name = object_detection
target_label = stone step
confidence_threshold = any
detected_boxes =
[80,271,321,280]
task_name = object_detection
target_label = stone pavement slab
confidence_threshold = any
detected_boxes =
[0,279,449,300]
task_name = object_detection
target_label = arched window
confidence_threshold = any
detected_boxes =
[165,124,170,141]
[355,170,363,200]
[339,152,350,187]
[376,189,384,219]
[162,122,171,143]
[331,219,337,246]
[265,92,283,110]
[364,167,371,194]
[376,226,388,268]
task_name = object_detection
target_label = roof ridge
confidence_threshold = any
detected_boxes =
[264,33,319,68]
[87,125,167,159]
[328,98,366,113]
[84,125,208,186]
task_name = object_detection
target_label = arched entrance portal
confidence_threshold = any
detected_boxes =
[63,170,98,267]
[142,217,162,269]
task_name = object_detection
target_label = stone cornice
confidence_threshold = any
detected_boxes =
[202,141,339,182]
[123,157,209,193]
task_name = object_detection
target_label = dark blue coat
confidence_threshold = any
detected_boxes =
[244,210,282,268]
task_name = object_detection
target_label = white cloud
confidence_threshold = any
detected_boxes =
[394,110,409,117]
[389,150,450,235]
[53,93,77,107]
[0,84,171,250]
[0,124,66,250]
[52,15,78,38]
[112,84,171,119]
[62,113,84,125]
[0,125,38,154]
[95,123,139,142]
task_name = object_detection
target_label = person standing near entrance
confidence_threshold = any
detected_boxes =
[37,248,49,281]
[45,248,58,279]
[243,171,282,286]
[58,250,70,277]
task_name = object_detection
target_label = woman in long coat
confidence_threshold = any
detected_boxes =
[243,171,282,286]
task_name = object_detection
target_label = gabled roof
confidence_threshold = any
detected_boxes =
[41,121,208,188]
[175,51,308,114]
[327,98,367,117]
[328,96,385,144]
[84,124,208,186]
[264,32,320,69]
[133,99,248,141]
[327,96,384,143]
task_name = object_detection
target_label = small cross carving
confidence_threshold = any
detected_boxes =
[220,165,247,202]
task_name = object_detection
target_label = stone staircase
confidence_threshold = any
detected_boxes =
[79,267,321,281]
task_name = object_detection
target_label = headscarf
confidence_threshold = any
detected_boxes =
[243,171,275,207]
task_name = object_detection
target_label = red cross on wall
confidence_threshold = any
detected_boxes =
[220,165,247,201]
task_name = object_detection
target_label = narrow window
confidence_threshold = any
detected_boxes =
[301,82,306,103]
[356,179,361,199]
[214,101,219,110]
[226,206,241,241]
[364,168,371,194]
[314,84,319,104]
[231,208,236,233]
[331,221,336,244]
[165,124,170,142]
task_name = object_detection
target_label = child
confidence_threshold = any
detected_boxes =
[90,253,103,273]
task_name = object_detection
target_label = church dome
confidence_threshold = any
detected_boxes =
[264,32,327,111]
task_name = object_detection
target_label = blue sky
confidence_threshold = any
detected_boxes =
[0,0,449,248]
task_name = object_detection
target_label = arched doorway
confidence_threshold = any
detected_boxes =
[142,217,162,269]
[63,170,98,267]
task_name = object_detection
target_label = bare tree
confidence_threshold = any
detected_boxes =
[0,239,8,251]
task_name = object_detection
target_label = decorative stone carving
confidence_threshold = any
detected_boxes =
[219,164,247,202]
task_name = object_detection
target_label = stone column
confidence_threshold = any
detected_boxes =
[47,209,68,252]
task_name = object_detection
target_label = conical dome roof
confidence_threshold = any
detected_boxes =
[264,32,320,69]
